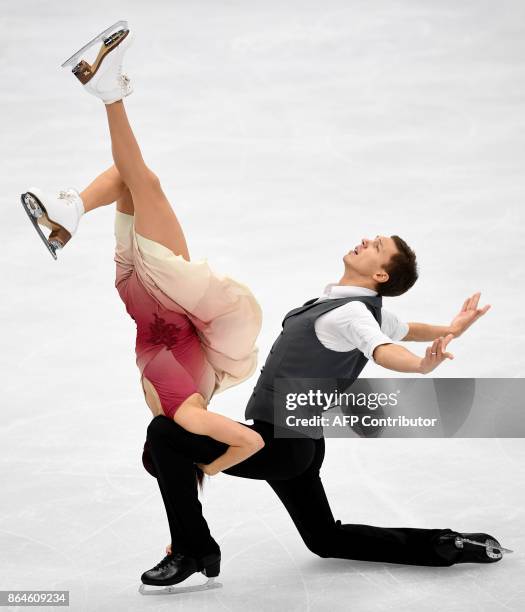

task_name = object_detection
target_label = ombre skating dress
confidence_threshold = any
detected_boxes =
[113,210,262,474]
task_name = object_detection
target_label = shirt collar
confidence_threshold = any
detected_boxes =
[321,283,378,299]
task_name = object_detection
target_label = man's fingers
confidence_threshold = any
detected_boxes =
[471,304,491,323]
[461,297,470,312]
[425,342,435,363]
[479,304,491,315]
[437,336,454,361]
[431,337,442,359]
[424,336,455,370]
[467,292,481,310]
[442,333,454,350]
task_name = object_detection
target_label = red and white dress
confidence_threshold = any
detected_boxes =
[113,210,262,420]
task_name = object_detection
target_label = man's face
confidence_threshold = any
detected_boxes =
[343,235,399,284]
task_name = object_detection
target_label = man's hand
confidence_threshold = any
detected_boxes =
[196,462,220,476]
[418,334,455,374]
[449,292,491,338]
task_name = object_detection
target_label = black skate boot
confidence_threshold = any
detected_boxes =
[435,531,513,564]
[139,551,221,595]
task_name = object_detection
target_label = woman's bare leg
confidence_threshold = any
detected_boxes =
[80,164,134,214]
[104,100,190,261]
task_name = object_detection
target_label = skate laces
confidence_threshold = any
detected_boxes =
[114,49,130,89]
[58,189,79,205]
[152,552,183,571]
[118,73,131,88]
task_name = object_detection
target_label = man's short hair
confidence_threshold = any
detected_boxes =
[377,235,418,297]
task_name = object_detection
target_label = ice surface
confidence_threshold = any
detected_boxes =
[1,0,524,610]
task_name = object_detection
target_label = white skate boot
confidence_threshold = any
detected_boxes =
[61,20,134,104]
[20,188,85,260]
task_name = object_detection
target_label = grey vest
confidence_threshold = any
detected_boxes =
[244,295,383,433]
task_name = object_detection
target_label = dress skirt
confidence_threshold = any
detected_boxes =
[113,209,263,420]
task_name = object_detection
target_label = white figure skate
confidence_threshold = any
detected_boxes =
[61,20,134,104]
[20,188,85,260]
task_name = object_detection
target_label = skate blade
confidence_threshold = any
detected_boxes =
[60,20,128,68]
[138,576,222,596]
[20,193,60,260]
[24,192,71,243]
[458,537,514,558]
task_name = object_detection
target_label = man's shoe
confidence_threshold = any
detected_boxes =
[139,551,222,595]
[436,532,513,564]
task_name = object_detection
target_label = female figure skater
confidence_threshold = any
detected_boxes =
[21,21,264,591]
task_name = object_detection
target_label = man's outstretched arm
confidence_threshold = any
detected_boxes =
[401,322,454,341]
[400,291,491,341]
[373,335,455,374]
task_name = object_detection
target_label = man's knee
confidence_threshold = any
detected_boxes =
[301,529,340,559]
[305,539,332,559]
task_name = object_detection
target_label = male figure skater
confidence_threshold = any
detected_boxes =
[142,233,512,592]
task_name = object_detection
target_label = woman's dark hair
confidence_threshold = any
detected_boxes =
[195,465,205,491]
[377,235,418,297]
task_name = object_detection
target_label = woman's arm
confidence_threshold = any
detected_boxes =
[173,395,264,475]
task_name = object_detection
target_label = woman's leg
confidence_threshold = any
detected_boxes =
[80,164,134,214]
[104,100,190,261]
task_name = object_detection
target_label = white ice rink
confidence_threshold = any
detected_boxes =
[1,1,524,610]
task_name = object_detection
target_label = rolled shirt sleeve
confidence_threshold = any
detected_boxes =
[380,308,409,342]
[314,302,408,363]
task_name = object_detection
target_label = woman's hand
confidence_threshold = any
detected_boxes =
[196,462,220,476]
[173,395,265,473]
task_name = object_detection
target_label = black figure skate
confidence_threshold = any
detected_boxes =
[139,551,222,595]
[436,532,513,564]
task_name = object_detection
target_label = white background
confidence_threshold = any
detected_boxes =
[1,1,524,610]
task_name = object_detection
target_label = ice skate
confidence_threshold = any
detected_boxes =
[436,531,513,564]
[139,551,222,595]
[61,20,134,104]
[20,188,85,260]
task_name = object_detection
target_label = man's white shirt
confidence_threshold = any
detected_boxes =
[313,283,408,363]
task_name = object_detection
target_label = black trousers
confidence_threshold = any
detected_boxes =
[144,415,460,566]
